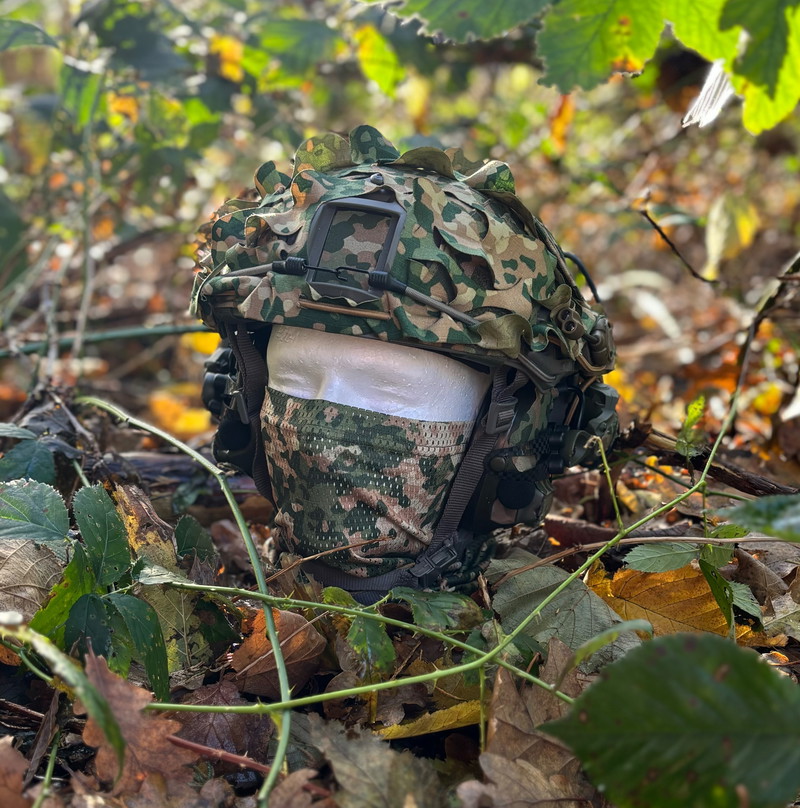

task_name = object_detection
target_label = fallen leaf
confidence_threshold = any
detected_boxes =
[0,540,64,621]
[377,700,482,740]
[80,652,198,796]
[232,609,325,699]
[114,484,178,570]
[0,736,32,808]
[267,768,318,808]
[308,714,440,808]
[172,678,272,772]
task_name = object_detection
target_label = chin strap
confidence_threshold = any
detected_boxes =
[301,366,524,603]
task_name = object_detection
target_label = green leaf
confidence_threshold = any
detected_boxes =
[0,424,36,440]
[347,615,396,675]
[107,593,169,701]
[709,523,749,539]
[0,480,69,550]
[545,632,800,808]
[72,486,130,587]
[64,593,115,658]
[625,542,700,572]
[722,494,800,542]
[729,580,762,620]
[359,0,550,42]
[666,0,741,61]
[722,0,800,133]
[699,559,734,631]
[538,0,665,92]
[174,514,215,562]
[676,393,706,458]
[0,20,58,51]
[354,24,404,97]
[489,549,639,670]
[0,440,56,485]
[30,546,97,647]
[699,543,734,567]
[390,587,484,631]
[322,586,360,608]
[60,63,104,130]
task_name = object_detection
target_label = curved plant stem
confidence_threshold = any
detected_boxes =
[74,396,291,803]
[30,732,60,808]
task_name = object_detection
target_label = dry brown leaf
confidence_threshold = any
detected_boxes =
[0,540,64,622]
[172,678,272,771]
[231,608,325,699]
[79,652,198,796]
[588,563,750,637]
[376,701,482,740]
[267,768,319,808]
[0,735,32,808]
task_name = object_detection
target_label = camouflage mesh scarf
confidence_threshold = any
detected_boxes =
[261,387,474,577]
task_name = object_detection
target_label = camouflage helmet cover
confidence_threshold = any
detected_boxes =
[192,125,613,374]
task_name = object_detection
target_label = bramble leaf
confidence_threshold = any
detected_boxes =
[391,587,484,631]
[0,20,58,51]
[625,542,700,572]
[0,440,56,485]
[0,480,69,554]
[73,485,130,587]
[722,495,800,542]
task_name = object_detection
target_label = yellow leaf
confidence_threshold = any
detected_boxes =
[107,92,139,122]
[587,564,751,640]
[703,193,760,279]
[148,384,212,440]
[180,331,220,355]
[210,34,244,83]
[376,700,482,739]
[752,382,783,417]
[114,484,178,571]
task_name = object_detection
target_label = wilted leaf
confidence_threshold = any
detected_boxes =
[73,485,130,587]
[723,494,800,542]
[390,587,484,632]
[0,735,31,808]
[308,714,440,808]
[588,563,747,637]
[489,549,639,669]
[81,652,197,796]
[538,0,664,91]
[232,609,325,699]
[0,480,69,554]
[546,632,800,808]
[114,484,178,570]
[624,542,700,572]
[0,540,64,622]
[0,440,56,485]
[172,679,272,770]
[377,701,482,739]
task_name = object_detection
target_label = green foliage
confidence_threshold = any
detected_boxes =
[625,541,700,572]
[72,485,130,587]
[0,19,57,50]
[0,480,69,548]
[0,439,56,485]
[390,587,484,632]
[676,394,707,459]
[174,514,216,562]
[546,633,800,808]
[723,494,800,542]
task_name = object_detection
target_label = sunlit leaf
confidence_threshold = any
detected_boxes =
[0,19,57,50]
[73,485,130,587]
[358,0,550,42]
[354,24,403,97]
[538,0,665,91]
[722,494,800,542]
[703,193,760,279]
[675,393,706,458]
[625,542,700,572]
[666,0,741,62]
[546,633,800,808]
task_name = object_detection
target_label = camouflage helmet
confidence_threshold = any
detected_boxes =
[194,125,618,588]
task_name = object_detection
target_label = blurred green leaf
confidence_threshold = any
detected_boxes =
[0,424,36,439]
[676,393,706,459]
[625,542,700,572]
[354,23,404,97]
[546,632,800,808]
[538,0,665,91]
[722,495,800,542]
[358,0,550,41]
[0,439,56,484]
[60,63,104,129]
[72,485,130,587]
[0,479,68,547]
[107,592,169,701]
[667,0,740,61]
[0,19,57,51]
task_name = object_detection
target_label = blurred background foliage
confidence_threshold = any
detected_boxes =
[0,0,798,463]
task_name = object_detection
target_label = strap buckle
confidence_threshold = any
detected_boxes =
[409,544,459,589]
[485,398,515,436]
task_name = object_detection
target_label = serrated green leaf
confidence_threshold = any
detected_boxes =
[722,495,800,542]
[538,0,665,92]
[64,593,115,658]
[358,0,550,41]
[0,480,69,551]
[0,20,58,51]
[107,592,169,701]
[489,549,639,670]
[174,514,215,562]
[546,632,800,808]
[390,587,483,631]
[354,23,403,97]
[666,0,741,61]
[625,542,700,572]
[709,523,749,540]
[322,586,360,608]
[30,545,97,647]
[347,615,396,675]
[0,424,36,440]
[0,440,56,484]
[729,580,762,620]
[699,543,734,567]
[72,486,130,587]
[676,394,706,458]
[699,559,734,632]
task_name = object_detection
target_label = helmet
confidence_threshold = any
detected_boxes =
[193,125,618,594]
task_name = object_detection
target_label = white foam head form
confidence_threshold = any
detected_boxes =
[267,325,490,421]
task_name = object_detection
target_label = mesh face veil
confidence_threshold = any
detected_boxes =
[194,125,619,600]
